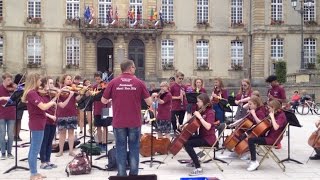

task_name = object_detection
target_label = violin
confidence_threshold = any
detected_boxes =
[5,83,17,92]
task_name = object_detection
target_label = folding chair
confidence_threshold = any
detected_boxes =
[257,123,289,172]
[198,125,227,172]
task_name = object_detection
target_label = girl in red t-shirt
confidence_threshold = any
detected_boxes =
[155,81,172,139]
[55,75,82,157]
[246,100,287,171]
[184,93,216,176]
[21,73,57,180]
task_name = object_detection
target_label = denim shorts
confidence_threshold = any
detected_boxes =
[57,116,77,131]
[156,119,171,134]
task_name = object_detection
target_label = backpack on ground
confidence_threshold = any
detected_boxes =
[79,143,101,155]
[65,152,91,177]
[106,146,130,171]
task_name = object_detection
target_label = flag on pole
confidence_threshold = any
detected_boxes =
[84,6,91,23]
[153,8,158,20]
[90,7,94,24]
[115,7,119,21]
[150,8,154,21]
[137,7,141,21]
[107,7,113,23]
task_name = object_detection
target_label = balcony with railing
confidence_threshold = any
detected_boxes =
[79,18,163,35]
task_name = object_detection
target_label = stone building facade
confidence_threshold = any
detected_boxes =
[0,0,319,87]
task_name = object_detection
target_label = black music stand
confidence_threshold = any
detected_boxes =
[141,101,164,167]
[76,95,92,144]
[81,92,105,171]
[3,90,29,174]
[95,115,112,160]
[280,110,303,164]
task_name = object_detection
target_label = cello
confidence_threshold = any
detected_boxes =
[168,103,210,156]
[140,134,170,157]
[308,128,320,149]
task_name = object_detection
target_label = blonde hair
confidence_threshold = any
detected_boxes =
[268,100,282,112]
[252,90,260,97]
[160,81,169,88]
[214,77,224,89]
[249,95,263,108]
[21,73,41,103]
[239,79,251,94]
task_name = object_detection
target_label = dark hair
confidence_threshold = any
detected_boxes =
[74,75,81,80]
[94,71,102,78]
[197,93,211,108]
[169,76,175,81]
[40,77,48,89]
[120,59,134,72]
[265,75,277,83]
[14,73,23,84]
[294,90,299,93]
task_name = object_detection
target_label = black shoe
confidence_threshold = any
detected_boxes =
[309,155,320,160]
[17,136,22,141]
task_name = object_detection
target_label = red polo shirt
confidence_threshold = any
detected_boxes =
[199,108,216,146]
[265,110,287,145]
[0,85,16,120]
[27,90,47,131]
[170,83,187,111]
[156,92,172,120]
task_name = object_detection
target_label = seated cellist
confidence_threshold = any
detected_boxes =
[246,100,287,171]
[309,119,320,160]
[183,93,216,176]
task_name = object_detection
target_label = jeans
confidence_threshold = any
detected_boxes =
[40,125,56,163]
[184,135,210,168]
[248,137,266,161]
[213,104,225,123]
[0,119,15,154]
[113,127,141,176]
[28,131,44,176]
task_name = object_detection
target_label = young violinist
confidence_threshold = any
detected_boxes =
[246,100,287,171]
[55,74,81,157]
[184,93,216,176]
[0,72,16,160]
[309,119,320,160]
[39,77,58,170]
[234,79,253,120]
[21,73,57,180]
[13,73,26,142]
[78,79,92,135]
[92,72,110,152]
[155,81,172,139]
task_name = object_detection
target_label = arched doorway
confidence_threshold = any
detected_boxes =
[128,39,145,80]
[97,38,113,73]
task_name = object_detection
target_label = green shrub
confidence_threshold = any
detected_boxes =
[275,61,287,84]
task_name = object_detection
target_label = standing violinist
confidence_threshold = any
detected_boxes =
[234,79,252,120]
[92,72,110,152]
[55,74,82,157]
[184,93,216,176]
[0,72,16,160]
[77,79,92,135]
[246,100,287,171]
[309,119,320,160]
[21,73,57,180]
[155,81,172,139]
[39,77,58,170]
[13,73,26,142]
[210,78,228,141]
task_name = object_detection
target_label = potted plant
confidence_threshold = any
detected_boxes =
[162,63,174,70]
[231,64,243,71]
[66,63,79,69]
[306,62,316,69]
[197,64,209,70]
[66,17,79,25]
[271,19,284,25]
[231,21,244,27]
[27,62,41,68]
[304,20,317,26]
[197,21,209,27]
[27,16,41,24]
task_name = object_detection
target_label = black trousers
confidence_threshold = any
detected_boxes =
[315,148,320,156]
[248,137,267,161]
[184,135,210,168]
[171,110,185,132]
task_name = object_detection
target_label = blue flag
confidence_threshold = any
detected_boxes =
[84,6,91,22]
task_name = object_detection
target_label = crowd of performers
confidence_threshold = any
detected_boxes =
[0,60,319,179]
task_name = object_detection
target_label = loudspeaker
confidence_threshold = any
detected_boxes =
[109,174,157,180]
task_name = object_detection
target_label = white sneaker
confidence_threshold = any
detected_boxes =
[240,153,250,160]
[247,160,259,171]
[189,168,203,176]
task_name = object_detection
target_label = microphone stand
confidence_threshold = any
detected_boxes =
[3,90,29,174]
[141,99,164,167]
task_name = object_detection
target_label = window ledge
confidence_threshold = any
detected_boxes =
[196,68,212,71]
[228,68,244,71]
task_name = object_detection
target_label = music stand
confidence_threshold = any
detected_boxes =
[186,93,200,104]
[81,92,105,171]
[3,90,29,174]
[141,101,164,167]
[76,95,92,144]
[280,110,303,164]
[95,110,112,160]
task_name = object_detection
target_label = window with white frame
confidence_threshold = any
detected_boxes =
[161,40,174,66]
[129,0,142,23]
[28,0,41,18]
[27,36,41,64]
[0,0,3,17]
[304,0,316,22]
[303,38,316,68]
[162,0,174,22]
[271,0,283,21]
[98,0,112,24]
[197,0,208,24]
[66,37,80,65]
[271,38,284,61]
[196,40,209,67]
[66,0,80,19]
[0,37,3,65]
[231,0,243,24]
[231,41,243,67]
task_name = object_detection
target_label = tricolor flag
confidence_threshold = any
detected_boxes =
[150,8,154,21]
